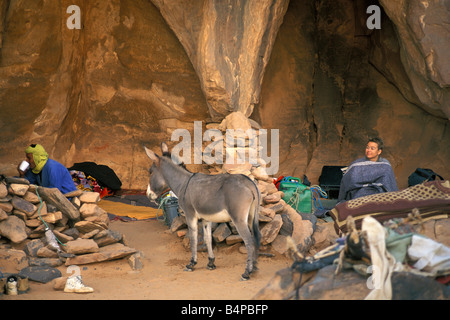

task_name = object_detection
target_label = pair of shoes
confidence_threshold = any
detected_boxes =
[0,274,29,295]
[64,275,94,293]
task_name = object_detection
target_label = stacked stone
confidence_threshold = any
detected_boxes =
[171,112,337,256]
[0,177,139,273]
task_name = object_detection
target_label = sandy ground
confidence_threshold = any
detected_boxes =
[2,219,291,300]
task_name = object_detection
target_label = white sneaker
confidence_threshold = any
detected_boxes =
[64,275,94,293]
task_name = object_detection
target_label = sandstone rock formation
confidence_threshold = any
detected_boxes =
[0,0,449,190]
[379,0,450,119]
[151,0,289,119]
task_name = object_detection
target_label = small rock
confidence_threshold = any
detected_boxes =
[0,208,8,221]
[271,234,289,255]
[225,234,243,245]
[212,223,232,243]
[79,191,101,203]
[170,215,187,232]
[11,196,36,217]
[128,251,145,270]
[0,183,8,198]
[94,229,123,247]
[53,230,74,243]
[74,220,107,233]
[37,246,59,258]
[260,206,276,220]
[41,211,63,224]
[260,214,283,245]
[28,257,63,267]
[65,238,99,255]
[23,191,40,204]
[8,183,29,196]
[0,202,13,213]
[24,239,45,257]
[25,219,42,228]
[53,276,69,291]
[81,229,100,239]
[79,203,105,218]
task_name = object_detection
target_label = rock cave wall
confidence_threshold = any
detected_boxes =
[0,0,448,190]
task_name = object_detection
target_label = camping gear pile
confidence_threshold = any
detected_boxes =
[0,176,140,295]
[254,209,449,300]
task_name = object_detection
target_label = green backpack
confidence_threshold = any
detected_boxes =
[278,177,312,213]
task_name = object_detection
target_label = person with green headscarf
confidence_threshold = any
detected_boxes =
[18,144,77,194]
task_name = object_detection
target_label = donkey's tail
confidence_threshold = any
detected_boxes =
[251,181,261,251]
[241,174,261,251]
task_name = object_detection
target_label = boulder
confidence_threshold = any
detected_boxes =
[0,248,28,272]
[19,266,62,284]
[64,243,137,266]
[0,215,28,243]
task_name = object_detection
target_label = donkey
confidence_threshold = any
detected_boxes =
[144,142,261,280]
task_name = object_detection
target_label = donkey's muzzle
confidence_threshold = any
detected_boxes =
[146,185,158,200]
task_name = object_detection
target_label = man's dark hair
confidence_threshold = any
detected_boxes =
[368,137,384,150]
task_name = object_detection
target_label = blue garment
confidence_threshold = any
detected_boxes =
[24,158,77,194]
[338,157,398,202]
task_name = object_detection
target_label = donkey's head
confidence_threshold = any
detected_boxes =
[143,143,170,201]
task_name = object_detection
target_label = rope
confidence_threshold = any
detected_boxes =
[35,187,66,247]
[310,185,327,210]
[156,191,171,223]
[286,184,328,212]
[286,187,302,209]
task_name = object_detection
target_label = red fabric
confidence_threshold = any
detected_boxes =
[274,176,285,190]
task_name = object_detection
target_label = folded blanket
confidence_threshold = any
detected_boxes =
[338,158,398,202]
[330,180,450,234]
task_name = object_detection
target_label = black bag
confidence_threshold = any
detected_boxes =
[318,166,345,199]
[68,162,122,190]
[408,168,443,187]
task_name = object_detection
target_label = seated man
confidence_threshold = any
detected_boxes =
[338,137,398,202]
[18,144,77,194]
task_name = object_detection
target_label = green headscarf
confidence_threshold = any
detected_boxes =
[25,144,49,174]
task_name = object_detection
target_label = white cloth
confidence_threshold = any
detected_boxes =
[408,235,450,274]
[362,217,396,300]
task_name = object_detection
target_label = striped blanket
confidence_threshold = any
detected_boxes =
[330,180,450,234]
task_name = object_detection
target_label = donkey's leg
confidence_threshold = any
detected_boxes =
[233,220,256,281]
[202,220,216,270]
[185,214,198,271]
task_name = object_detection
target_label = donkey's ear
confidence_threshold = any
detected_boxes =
[161,142,169,155]
[144,145,159,162]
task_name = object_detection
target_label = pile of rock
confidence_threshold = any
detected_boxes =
[0,176,140,276]
[170,112,337,256]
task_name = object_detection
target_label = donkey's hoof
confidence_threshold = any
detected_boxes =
[207,258,216,270]
[240,273,250,281]
[184,263,196,272]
